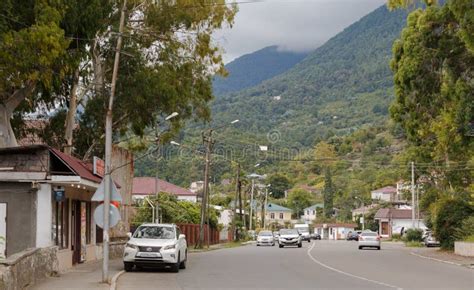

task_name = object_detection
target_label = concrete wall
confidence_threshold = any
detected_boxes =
[0,148,49,172]
[0,182,36,256]
[0,247,58,290]
[455,242,474,257]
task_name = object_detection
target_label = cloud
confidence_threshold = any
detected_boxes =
[215,0,386,62]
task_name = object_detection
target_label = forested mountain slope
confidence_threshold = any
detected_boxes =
[211,5,409,147]
[213,46,308,95]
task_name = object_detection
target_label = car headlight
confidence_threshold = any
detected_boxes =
[126,243,138,250]
[163,244,177,250]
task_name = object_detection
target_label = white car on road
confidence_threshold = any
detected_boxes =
[123,223,187,272]
[278,229,302,248]
[256,230,275,246]
[358,231,381,250]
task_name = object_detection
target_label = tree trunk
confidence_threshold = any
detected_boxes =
[0,104,18,148]
[64,68,80,154]
[0,81,36,148]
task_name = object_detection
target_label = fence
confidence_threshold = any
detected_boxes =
[176,223,220,246]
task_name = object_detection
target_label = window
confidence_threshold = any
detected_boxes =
[52,199,69,249]
[306,210,309,215]
[270,213,275,219]
[279,213,284,219]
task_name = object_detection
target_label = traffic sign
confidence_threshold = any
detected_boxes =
[92,179,122,202]
[94,204,121,229]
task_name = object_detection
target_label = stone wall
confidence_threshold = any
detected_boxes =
[0,247,58,290]
[455,241,474,257]
[0,147,49,172]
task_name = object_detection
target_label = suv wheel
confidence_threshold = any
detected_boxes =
[279,244,283,248]
[171,253,180,273]
[180,251,187,269]
[124,262,133,272]
[298,243,302,248]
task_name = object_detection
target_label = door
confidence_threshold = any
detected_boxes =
[0,203,6,258]
[381,222,389,236]
[71,201,81,264]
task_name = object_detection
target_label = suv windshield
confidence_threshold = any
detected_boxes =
[361,232,377,237]
[133,226,175,239]
[280,229,298,235]
[259,231,273,236]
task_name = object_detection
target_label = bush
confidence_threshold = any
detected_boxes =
[391,233,402,241]
[454,216,474,241]
[432,197,474,249]
[404,228,423,242]
[405,241,424,247]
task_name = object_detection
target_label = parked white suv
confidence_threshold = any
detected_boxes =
[123,223,187,272]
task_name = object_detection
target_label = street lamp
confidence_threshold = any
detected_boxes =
[247,172,264,231]
[154,112,179,223]
[263,184,271,230]
[170,140,180,146]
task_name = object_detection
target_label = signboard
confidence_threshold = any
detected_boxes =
[94,204,121,229]
[93,157,105,177]
[360,217,364,224]
[91,179,122,202]
[53,186,66,202]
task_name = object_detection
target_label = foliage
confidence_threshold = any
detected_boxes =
[404,228,423,242]
[287,189,313,218]
[405,241,424,247]
[391,233,402,241]
[431,196,473,249]
[454,216,474,242]
[132,192,219,229]
[213,46,308,95]
[267,174,291,199]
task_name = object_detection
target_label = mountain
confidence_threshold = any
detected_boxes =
[211,5,409,148]
[213,46,308,95]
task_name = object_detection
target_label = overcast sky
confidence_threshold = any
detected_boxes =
[216,0,387,63]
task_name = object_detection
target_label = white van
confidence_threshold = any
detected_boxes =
[294,224,311,242]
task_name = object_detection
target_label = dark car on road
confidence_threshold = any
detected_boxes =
[346,230,362,241]
[310,233,321,240]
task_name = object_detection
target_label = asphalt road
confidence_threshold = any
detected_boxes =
[117,240,474,290]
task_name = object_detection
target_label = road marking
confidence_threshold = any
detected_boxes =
[306,242,402,289]
[410,251,465,267]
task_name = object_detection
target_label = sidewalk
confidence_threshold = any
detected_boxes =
[29,259,123,290]
[410,247,474,268]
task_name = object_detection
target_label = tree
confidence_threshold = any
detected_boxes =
[267,174,291,199]
[0,1,69,147]
[323,167,334,218]
[287,189,313,218]
[390,2,473,191]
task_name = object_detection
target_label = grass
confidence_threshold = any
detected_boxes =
[462,235,474,242]
[405,241,424,248]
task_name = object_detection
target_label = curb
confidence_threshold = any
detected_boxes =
[110,270,125,290]
[409,251,473,269]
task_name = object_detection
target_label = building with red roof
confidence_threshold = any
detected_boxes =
[133,177,198,203]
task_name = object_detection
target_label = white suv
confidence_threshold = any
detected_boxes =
[123,223,187,272]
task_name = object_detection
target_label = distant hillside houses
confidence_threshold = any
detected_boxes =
[133,177,198,203]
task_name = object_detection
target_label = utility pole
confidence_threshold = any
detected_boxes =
[264,186,269,229]
[233,163,241,240]
[411,161,415,228]
[103,0,126,283]
[197,130,213,249]
[249,179,255,231]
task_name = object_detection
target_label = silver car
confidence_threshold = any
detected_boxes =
[256,230,275,246]
[358,231,381,250]
[278,229,302,248]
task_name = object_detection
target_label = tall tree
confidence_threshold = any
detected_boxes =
[389,2,473,191]
[287,189,313,218]
[267,174,291,199]
[323,167,334,218]
[0,0,69,147]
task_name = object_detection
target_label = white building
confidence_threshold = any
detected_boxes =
[301,203,323,223]
[371,186,397,202]
[313,223,357,240]
[374,208,426,238]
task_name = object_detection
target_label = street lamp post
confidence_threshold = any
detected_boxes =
[263,184,271,229]
[355,196,365,231]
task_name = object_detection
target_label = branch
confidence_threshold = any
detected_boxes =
[5,80,36,113]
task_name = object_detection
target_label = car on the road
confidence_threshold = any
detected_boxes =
[424,234,440,247]
[123,223,187,272]
[358,231,381,250]
[257,230,275,246]
[278,229,302,248]
[310,232,321,240]
[347,230,362,241]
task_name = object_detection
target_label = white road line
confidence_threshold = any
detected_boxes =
[306,242,402,289]
[409,251,465,267]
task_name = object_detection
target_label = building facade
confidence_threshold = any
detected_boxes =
[132,177,198,203]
